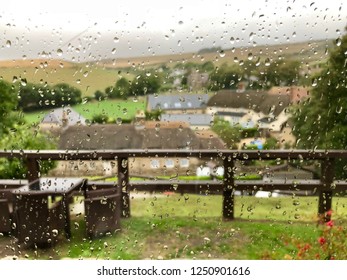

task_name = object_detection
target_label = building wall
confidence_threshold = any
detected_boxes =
[49,157,205,177]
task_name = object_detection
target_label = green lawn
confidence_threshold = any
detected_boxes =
[23,98,146,124]
[4,194,347,260]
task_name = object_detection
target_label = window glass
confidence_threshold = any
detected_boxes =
[0,0,345,262]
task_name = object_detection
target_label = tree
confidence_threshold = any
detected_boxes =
[291,29,347,177]
[211,118,241,149]
[0,80,18,136]
[259,59,301,87]
[130,71,162,96]
[0,126,57,179]
[209,63,242,91]
[94,90,106,101]
[112,77,131,99]
[53,83,82,106]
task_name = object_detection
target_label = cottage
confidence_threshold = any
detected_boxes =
[53,122,225,177]
[39,107,86,131]
[147,93,209,114]
[207,90,291,132]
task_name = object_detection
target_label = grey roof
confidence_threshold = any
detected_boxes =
[161,114,213,126]
[216,111,247,117]
[147,94,209,111]
[59,124,225,150]
[208,90,291,116]
[42,107,86,126]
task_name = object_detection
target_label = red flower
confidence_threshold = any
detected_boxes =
[318,237,326,245]
[326,209,333,217]
[326,220,334,228]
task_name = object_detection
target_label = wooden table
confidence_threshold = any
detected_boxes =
[13,177,86,246]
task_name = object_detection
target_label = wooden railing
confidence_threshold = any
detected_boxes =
[1,149,346,220]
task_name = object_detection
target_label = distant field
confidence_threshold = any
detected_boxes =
[0,39,333,98]
[23,98,146,124]
[0,61,134,97]
[102,39,332,70]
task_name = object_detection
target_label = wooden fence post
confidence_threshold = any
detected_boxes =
[118,157,130,218]
[27,158,40,182]
[318,159,334,221]
[223,156,235,220]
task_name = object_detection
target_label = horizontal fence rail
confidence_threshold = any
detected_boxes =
[0,149,346,220]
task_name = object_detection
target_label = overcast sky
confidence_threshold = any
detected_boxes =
[0,0,346,62]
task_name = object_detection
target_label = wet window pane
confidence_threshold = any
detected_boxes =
[0,0,346,262]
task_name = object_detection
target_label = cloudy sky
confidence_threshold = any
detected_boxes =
[0,0,346,62]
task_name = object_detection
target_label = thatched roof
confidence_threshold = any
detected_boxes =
[59,123,225,150]
[207,90,291,116]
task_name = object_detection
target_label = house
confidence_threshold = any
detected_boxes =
[268,86,310,103]
[207,90,291,132]
[146,93,209,114]
[160,113,213,130]
[53,122,225,177]
[39,107,86,130]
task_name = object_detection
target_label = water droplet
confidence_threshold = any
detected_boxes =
[230,37,235,44]
[76,79,81,84]
[249,32,255,41]
[82,98,88,104]
[178,20,183,25]
[12,76,18,83]
[111,48,117,54]
[336,106,343,114]
[114,37,119,43]
[247,53,253,60]
[218,50,225,57]
[20,78,27,86]
[6,40,11,48]
[122,108,128,115]
[116,117,122,125]
[292,200,300,206]
[57,49,63,56]
[265,58,271,66]
[311,78,318,87]
[52,229,59,237]
[336,37,341,46]
[74,222,80,229]
[177,40,181,46]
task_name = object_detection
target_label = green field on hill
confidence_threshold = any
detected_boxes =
[23,98,146,124]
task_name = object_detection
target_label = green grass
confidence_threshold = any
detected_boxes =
[23,98,146,124]
[7,194,347,260]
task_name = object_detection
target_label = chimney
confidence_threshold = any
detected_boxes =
[62,109,68,127]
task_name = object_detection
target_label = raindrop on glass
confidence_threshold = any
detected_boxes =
[57,49,63,56]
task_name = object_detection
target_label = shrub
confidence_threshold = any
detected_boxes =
[294,210,347,260]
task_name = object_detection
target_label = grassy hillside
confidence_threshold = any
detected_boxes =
[101,39,333,70]
[0,39,333,98]
[0,60,134,98]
